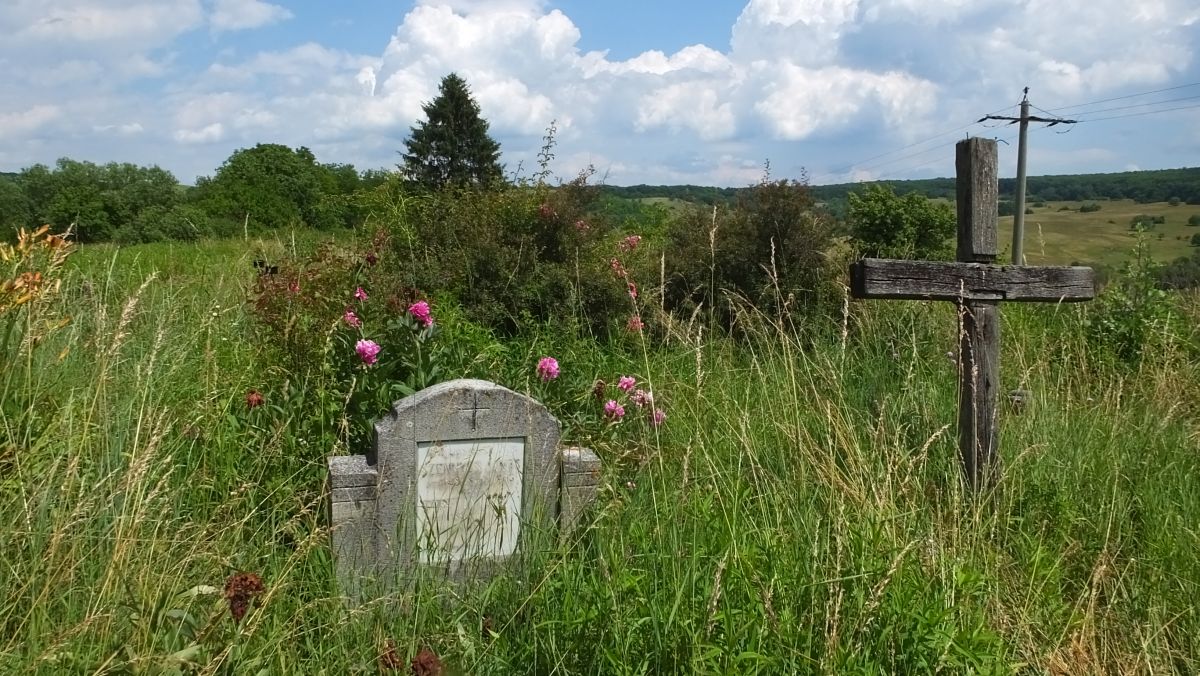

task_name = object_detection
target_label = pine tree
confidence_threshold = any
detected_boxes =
[400,73,504,190]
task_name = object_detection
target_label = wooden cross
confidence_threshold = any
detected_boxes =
[850,138,1096,491]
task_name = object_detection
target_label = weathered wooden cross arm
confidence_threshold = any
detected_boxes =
[847,138,1097,493]
[851,259,1095,303]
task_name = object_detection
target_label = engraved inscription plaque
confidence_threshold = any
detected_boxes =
[416,437,524,564]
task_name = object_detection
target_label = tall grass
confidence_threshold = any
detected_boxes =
[2,237,1198,673]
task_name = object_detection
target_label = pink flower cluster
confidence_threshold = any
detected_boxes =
[537,356,560,382]
[604,399,625,420]
[355,339,381,365]
[600,374,666,426]
[343,309,361,328]
[408,300,433,327]
[618,234,642,253]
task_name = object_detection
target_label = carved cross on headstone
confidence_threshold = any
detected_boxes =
[850,138,1096,490]
[458,391,490,431]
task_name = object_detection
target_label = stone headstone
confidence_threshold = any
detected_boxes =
[328,379,601,599]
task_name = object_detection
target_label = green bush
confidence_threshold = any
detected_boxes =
[664,176,842,330]
[194,144,352,231]
[1087,233,1183,363]
[1079,202,1102,213]
[1130,214,1165,230]
[365,169,628,336]
[847,183,954,260]
[1157,252,1200,290]
[1187,214,1200,226]
[248,231,450,455]
[114,204,238,243]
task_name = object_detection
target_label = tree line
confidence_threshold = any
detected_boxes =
[0,74,510,245]
[601,166,1200,209]
[2,71,1196,298]
[0,146,394,244]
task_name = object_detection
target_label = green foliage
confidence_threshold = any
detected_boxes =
[1169,196,1181,206]
[599,184,740,207]
[194,144,351,231]
[847,183,955,260]
[664,174,841,328]
[1086,230,1183,363]
[1130,213,1166,230]
[1188,214,1200,226]
[0,177,32,242]
[1079,201,1102,213]
[3,236,1200,672]
[113,204,238,243]
[1157,251,1200,289]
[805,166,1200,205]
[370,172,626,334]
[400,73,504,191]
[1192,233,1200,247]
[248,231,450,455]
[12,159,181,242]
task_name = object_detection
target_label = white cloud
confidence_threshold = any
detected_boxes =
[209,0,292,32]
[636,82,736,141]
[175,122,224,144]
[0,105,62,138]
[0,0,1197,185]
[3,0,204,49]
[93,122,145,136]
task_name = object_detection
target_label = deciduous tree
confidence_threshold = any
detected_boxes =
[848,184,955,260]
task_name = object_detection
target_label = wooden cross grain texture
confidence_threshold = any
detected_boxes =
[850,138,1096,491]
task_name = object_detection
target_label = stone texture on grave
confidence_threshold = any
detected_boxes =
[559,446,602,535]
[327,379,602,598]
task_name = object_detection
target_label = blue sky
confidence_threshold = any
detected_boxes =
[1,0,1198,186]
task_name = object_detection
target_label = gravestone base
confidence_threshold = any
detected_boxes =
[326,380,602,601]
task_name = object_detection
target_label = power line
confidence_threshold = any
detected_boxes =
[810,103,1019,184]
[1046,81,1200,113]
[1077,102,1200,123]
[1069,93,1200,119]
[874,129,1022,178]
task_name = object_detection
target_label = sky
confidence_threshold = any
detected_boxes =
[1,0,1199,187]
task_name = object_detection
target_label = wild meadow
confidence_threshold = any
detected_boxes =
[2,176,1200,675]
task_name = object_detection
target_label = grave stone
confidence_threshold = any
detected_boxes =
[328,379,601,599]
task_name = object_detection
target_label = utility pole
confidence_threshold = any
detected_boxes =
[980,88,1077,265]
[1012,90,1031,265]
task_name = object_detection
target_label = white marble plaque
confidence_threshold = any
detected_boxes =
[416,437,524,564]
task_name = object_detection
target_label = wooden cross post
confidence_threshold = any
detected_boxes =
[850,138,1096,491]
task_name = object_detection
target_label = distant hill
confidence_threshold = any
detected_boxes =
[599,166,1200,209]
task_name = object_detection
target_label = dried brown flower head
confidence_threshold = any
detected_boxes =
[410,647,443,676]
[378,639,403,671]
[223,572,264,623]
[245,389,265,409]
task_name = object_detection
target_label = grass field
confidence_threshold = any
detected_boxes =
[3,232,1200,673]
[998,199,1199,266]
[641,195,1200,267]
